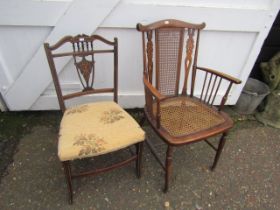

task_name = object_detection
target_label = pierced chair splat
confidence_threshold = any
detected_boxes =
[137,19,241,192]
[44,34,145,204]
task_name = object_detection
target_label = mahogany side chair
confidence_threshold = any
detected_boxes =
[136,19,241,192]
[44,34,145,203]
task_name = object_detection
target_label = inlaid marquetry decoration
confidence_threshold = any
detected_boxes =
[72,34,96,91]
[75,57,94,88]
[146,31,154,83]
[182,28,195,95]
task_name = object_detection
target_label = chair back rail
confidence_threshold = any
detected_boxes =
[44,34,118,112]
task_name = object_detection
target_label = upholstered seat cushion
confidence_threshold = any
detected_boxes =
[58,101,145,161]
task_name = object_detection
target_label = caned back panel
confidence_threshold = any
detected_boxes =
[139,20,205,97]
[156,28,184,96]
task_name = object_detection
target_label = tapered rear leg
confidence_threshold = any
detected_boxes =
[164,145,173,193]
[62,161,73,204]
[211,132,227,171]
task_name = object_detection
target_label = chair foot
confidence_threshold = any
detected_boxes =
[62,161,73,204]
[164,146,173,193]
[211,132,227,171]
[136,142,144,178]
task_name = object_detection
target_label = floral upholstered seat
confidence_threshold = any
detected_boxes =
[58,101,145,161]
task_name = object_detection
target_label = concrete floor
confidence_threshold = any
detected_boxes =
[0,110,279,210]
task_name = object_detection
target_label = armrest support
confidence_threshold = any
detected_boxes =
[196,66,241,84]
[194,66,242,110]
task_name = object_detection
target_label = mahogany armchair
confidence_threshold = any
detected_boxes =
[44,34,145,203]
[137,19,241,192]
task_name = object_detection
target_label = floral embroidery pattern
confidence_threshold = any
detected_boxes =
[66,105,88,115]
[100,109,125,124]
[73,134,106,156]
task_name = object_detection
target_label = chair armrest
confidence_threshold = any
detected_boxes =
[143,77,166,128]
[194,66,242,110]
[196,66,241,84]
[143,77,166,101]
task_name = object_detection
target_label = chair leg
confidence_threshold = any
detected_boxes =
[139,114,146,126]
[211,132,227,171]
[136,142,144,178]
[164,145,173,193]
[62,161,73,204]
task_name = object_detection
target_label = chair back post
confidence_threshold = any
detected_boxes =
[113,37,118,103]
[181,28,195,95]
[146,31,154,83]
[44,43,66,112]
[137,23,155,120]
[190,29,201,97]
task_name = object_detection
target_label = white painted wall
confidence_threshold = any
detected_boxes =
[0,0,279,110]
